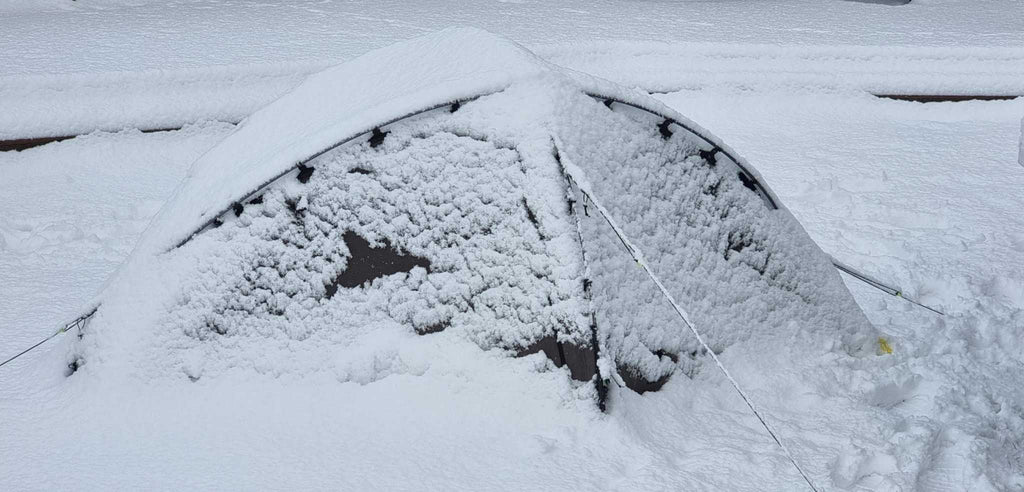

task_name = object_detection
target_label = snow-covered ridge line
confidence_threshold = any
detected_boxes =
[3,44,1022,142]
[0,61,328,141]
[539,42,1024,95]
[171,92,781,253]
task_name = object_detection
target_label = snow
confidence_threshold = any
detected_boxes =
[0,123,235,350]
[132,27,782,259]
[0,63,313,140]
[126,111,592,382]
[3,82,1022,492]
[138,28,555,252]
[3,0,1021,74]
[655,90,1024,489]
[68,31,871,409]
[2,2,1024,491]
[551,101,875,386]
[2,0,1022,141]
[542,42,1024,96]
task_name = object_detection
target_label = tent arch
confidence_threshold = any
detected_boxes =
[175,91,781,251]
[65,30,877,409]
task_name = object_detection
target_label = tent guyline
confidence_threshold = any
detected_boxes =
[831,257,945,315]
[1,92,940,381]
[596,97,942,314]
[0,306,97,369]
[552,140,821,492]
[602,96,946,317]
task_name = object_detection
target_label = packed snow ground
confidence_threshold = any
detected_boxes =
[2,1,1024,491]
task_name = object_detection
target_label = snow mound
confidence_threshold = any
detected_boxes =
[73,28,876,401]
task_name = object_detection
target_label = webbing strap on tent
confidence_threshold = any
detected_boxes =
[552,140,820,492]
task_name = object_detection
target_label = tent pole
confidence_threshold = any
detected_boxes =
[830,257,945,315]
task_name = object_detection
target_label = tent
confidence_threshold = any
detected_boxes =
[69,28,876,407]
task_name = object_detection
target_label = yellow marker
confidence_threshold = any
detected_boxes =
[878,337,893,355]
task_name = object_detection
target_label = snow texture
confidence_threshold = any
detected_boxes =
[3,8,1023,490]
[6,77,1020,492]
[657,89,1024,491]
[138,29,555,254]
[158,113,592,382]
[3,0,1022,142]
[555,100,875,387]
[70,30,874,407]
[134,28,783,258]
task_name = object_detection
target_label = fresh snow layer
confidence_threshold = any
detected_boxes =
[0,63,315,140]
[655,90,1024,490]
[0,123,236,350]
[130,28,775,258]
[68,31,873,410]
[554,98,874,382]
[3,0,1021,73]
[0,6,1021,492]
[135,28,556,252]
[2,0,1022,141]
[131,112,595,383]
[2,83,1022,492]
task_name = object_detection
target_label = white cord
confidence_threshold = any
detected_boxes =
[554,141,821,492]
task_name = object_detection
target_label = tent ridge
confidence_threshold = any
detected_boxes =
[174,91,782,252]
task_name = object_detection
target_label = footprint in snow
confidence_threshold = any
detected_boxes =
[865,373,923,410]
[831,446,900,490]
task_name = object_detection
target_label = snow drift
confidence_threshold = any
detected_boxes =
[70,28,876,405]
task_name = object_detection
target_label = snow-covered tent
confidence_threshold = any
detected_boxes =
[71,28,876,406]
